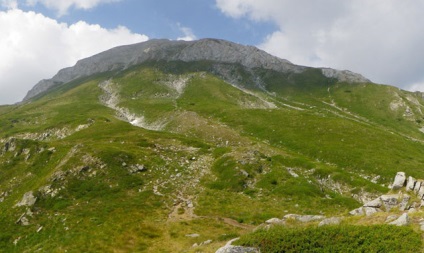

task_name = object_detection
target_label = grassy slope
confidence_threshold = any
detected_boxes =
[1,64,424,252]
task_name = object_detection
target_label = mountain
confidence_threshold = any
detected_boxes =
[23,39,369,101]
[1,39,424,252]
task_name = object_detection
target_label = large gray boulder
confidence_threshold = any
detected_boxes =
[389,213,410,226]
[391,172,406,190]
[399,194,411,211]
[380,195,398,211]
[363,198,382,208]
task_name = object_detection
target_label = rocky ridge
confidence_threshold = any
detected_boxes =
[24,38,370,101]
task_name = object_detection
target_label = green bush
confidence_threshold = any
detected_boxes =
[237,225,422,253]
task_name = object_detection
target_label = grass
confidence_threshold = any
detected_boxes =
[2,62,424,252]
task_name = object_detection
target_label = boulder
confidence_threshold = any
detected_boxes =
[399,194,410,211]
[349,207,364,216]
[284,214,325,223]
[413,181,422,193]
[419,186,424,199]
[406,176,416,191]
[15,191,37,207]
[380,195,398,211]
[385,215,398,223]
[363,207,381,216]
[318,217,341,227]
[391,172,406,190]
[265,218,284,224]
[363,198,382,208]
[215,246,259,253]
[389,213,409,226]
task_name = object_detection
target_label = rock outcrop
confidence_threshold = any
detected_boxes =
[391,172,406,190]
[215,246,259,253]
[15,191,37,207]
[350,172,424,216]
[388,213,410,226]
[24,39,370,101]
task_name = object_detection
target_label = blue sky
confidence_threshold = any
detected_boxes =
[1,0,424,104]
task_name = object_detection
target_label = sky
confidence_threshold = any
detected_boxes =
[1,0,424,104]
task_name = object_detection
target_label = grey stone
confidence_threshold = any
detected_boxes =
[15,191,37,207]
[419,186,424,199]
[200,239,213,246]
[363,198,382,208]
[283,214,325,222]
[385,215,398,223]
[380,194,398,211]
[364,207,381,216]
[391,172,406,190]
[389,213,410,226]
[216,246,259,253]
[16,213,30,226]
[349,207,364,216]
[406,176,416,191]
[129,164,146,174]
[399,194,410,211]
[318,217,341,227]
[265,218,284,224]
[185,234,200,238]
[414,181,422,193]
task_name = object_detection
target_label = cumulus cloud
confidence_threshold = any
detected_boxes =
[0,8,148,104]
[1,0,18,9]
[176,23,197,41]
[216,0,424,91]
[25,0,121,16]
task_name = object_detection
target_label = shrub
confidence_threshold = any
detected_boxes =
[237,224,421,253]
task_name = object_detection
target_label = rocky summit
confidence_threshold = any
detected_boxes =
[24,38,369,101]
[1,39,424,252]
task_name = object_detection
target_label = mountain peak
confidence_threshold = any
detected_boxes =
[23,38,370,101]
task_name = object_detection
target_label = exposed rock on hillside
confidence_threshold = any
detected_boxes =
[24,39,370,101]
[350,172,424,216]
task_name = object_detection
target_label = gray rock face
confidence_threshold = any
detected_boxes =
[215,246,259,253]
[24,39,370,101]
[15,191,37,207]
[391,172,406,190]
[380,195,399,211]
[321,68,370,83]
[406,176,416,191]
[349,207,364,216]
[283,214,326,222]
[363,207,382,216]
[265,218,284,224]
[363,198,382,208]
[318,217,341,227]
[389,213,410,226]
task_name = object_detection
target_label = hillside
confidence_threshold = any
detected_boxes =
[1,39,424,252]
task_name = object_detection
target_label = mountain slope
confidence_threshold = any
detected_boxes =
[1,39,424,252]
[23,39,369,101]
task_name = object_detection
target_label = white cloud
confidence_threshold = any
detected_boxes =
[176,23,197,41]
[216,0,424,90]
[1,0,18,9]
[25,0,121,16]
[0,8,148,104]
